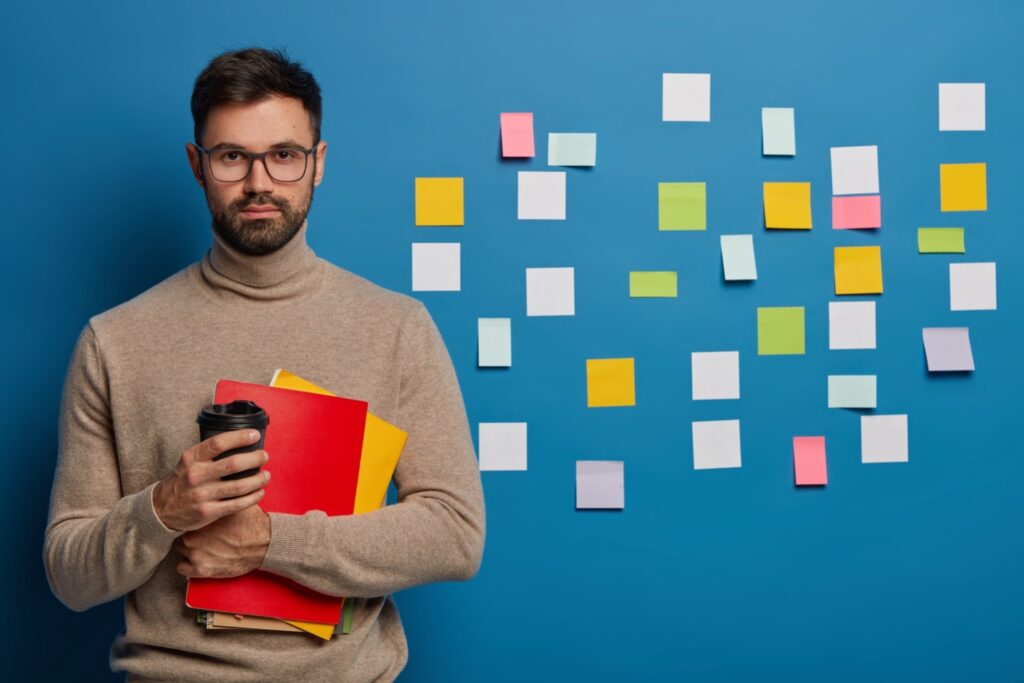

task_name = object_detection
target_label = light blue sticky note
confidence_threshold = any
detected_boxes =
[548,133,597,167]
[828,375,877,408]
[478,318,511,367]
[721,234,757,281]
[762,107,796,156]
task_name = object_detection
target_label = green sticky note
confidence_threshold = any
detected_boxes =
[762,107,796,156]
[629,271,678,297]
[342,597,355,634]
[757,307,805,355]
[918,227,965,253]
[548,133,597,166]
[478,318,512,367]
[721,234,757,281]
[659,182,706,230]
[828,375,877,408]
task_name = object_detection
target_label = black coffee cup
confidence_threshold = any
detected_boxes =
[196,400,270,481]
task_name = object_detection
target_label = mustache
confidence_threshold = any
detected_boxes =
[231,194,289,212]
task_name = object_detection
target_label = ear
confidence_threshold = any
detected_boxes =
[312,140,327,187]
[185,143,204,187]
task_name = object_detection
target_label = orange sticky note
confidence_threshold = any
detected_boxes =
[940,163,987,212]
[794,436,827,486]
[834,246,883,295]
[501,112,535,158]
[832,195,881,229]
[763,182,812,229]
[415,177,464,226]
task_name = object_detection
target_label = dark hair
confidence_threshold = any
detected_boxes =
[190,47,322,145]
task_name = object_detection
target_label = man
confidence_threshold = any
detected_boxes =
[43,47,485,682]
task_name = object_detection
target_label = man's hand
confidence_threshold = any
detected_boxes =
[153,429,271,532]
[174,504,271,578]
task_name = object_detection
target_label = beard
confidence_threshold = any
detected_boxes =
[209,182,315,257]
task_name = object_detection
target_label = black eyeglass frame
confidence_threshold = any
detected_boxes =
[194,143,319,183]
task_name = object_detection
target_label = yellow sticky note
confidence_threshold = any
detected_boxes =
[940,163,987,212]
[834,246,883,295]
[415,177,464,226]
[586,358,636,407]
[763,182,812,229]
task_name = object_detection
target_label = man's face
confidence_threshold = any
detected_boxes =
[186,95,326,256]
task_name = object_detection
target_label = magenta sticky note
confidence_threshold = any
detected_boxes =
[832,195,881,229]
[793,436,827,486]
[500,112,535,158]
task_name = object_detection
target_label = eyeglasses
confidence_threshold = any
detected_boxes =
[195,144,317,182]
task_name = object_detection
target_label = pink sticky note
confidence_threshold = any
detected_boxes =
[832,195,881,229]
[793,436,828,486]
[500,112,535,158]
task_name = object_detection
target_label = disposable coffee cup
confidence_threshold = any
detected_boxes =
[196,400,270,482]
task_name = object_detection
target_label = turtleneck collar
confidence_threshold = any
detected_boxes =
[196,219,325,305]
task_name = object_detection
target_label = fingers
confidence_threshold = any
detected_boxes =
[202,469,271,503]
[210,449,269,481]
[195,429,261,462]
[207,487,267,518]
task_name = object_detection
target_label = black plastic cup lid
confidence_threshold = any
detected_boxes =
[197,400,269,429]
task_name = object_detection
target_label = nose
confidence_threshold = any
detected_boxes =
[243,155,276,194]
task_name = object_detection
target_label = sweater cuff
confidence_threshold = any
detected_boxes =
[261,512,312,574]
[133,482,184,545]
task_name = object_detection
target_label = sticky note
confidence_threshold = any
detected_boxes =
[662,73,711,122]
[861,415,909,464]
[518,171,566,220]
[478,422,527,471]
[828,375,877,408]
[757,307,805,355]
[526,267,575,316]
[832,195,881,229]
[691,351,740,400]
[411,243,460,291]
[586,358,635,408]
[576,461,625,509]
[829,301,876,350]
[763,182,812,229]
[415,177,464,226]
[548,133,597,167]
[834,246,883,295]
[923,327,974,372]
[629,271,677,298]
[500,112,535,158]
[762,107,796,155]
[940,163,987,212]
[831,146,879,196]
[721,235,757,281]
[692,419,741,470]
[950,262,996,311]
[478,318,511,367]
[918,228,965,253]
[659,182,706,230]
[939,83,985,131]
[793,436,827,486]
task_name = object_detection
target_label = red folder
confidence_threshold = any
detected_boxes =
[185,379,368,624]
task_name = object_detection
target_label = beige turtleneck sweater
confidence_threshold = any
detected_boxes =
[43,221,485,682]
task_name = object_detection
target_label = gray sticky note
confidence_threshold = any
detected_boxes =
[548,133,597,167]
[762,107,796,156]
[478,318,511,367]
[828,375,877,408]
[923,327,974,371]
[576,460,624,509]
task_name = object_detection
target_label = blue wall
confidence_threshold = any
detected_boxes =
[4,1,1023,680]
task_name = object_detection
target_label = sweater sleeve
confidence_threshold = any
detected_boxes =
[43,323,182,612]
[259,302,486,598]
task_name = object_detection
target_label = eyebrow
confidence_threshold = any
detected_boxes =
[206,139,311,151]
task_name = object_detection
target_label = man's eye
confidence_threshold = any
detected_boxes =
[274,150,300,161]
[218,151,245,163]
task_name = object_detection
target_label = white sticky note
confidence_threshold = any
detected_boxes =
[950,262,997,311]
[548,133,597,167]
[720,234,757,281]
[691,351,740,400]
[478,318,511,367]
[478,422,527,471]
[830,145,879,195]
[518,171,566,220]
[828,375,877,408]
[861,414,908,464]
[923,327,975,372]
[692,419,741,470]
[939,83,985,131]
[829,301,876,350]
[576,460,625,509]
[526,267,575,316]
[662,73,711,122]
[411,243,460,291]
[762,107,796,155]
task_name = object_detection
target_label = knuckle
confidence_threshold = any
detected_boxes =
[184,469,201,487]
